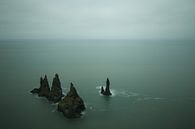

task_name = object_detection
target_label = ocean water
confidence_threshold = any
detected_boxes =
[0,40,195,129]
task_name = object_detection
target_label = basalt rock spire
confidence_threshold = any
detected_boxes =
[31,75,50,98]
[58,83,85,118]
[31,74,64,102]
[101,78,112,96]
[49,74,64,102]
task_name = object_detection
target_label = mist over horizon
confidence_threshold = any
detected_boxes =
[0,1,195,128]
[0,0,195,40]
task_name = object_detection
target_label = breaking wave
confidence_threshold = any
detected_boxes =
[96,86,139,98]
[96,86,167,101]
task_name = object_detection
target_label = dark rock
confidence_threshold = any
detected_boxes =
[49,74,64,102]
[58,83,86,118]
[38,75,50,98]
[101,78,112,96]
[30,88,40,94]
[31,74,64,102]
[31,75,50,98]
[101,86,104,94]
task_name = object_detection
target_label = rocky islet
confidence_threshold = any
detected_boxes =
[31,74,63,102]
[31,74,86,118]
[101,78,112,96]
[31,74,112,118]
[58,83,86,118]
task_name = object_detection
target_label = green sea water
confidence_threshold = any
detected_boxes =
[0,40,194,129]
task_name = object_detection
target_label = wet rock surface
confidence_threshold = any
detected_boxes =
[31,76,85,118]
[58,83,86,118]
[48,74,64,103]
[30,74,63,103]
[101,78,112,96]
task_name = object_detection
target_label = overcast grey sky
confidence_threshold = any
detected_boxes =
[0,0,195,40]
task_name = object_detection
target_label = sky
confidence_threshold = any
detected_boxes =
[0,0,195,40]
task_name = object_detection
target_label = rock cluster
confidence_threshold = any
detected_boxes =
[58,83,86,118]
[31,75,112,118]
[31,74,64,103]
[31,74,86,118]
[101,78,112,96]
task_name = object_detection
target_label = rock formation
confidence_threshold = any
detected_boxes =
[39,75,50,97]
[31,74,63,102]
[31,75,50,98]
[101,86,104,94]
[58,83,86,118]
[49,74,64,102]
[101,78,112,96]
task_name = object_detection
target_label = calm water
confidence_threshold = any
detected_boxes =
[0,40,195,129]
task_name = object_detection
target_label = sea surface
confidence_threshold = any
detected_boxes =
[0,40,195,129]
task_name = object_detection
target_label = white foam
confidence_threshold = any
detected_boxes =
[95,86,168,102]
[96,86,139,98]
[136,97,167,101]
[81,111,86,115]
[35,95,39,99]
[153,97,165,100]
[51,109,56,113]
[51,103,58,106]
[117,90,135,97]
[96,86,102,90]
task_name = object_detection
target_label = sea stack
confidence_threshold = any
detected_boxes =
[49,74,64,102]
[101,78,112,96]
[31,75,50,98]
[58,83,86,118]
[31,74,64,103]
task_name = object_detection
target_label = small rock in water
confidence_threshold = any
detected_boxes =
[101,78,112,96]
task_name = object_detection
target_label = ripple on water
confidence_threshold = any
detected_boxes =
[96,86,138,98]
[96,86,167,102]
[51,109,56,113]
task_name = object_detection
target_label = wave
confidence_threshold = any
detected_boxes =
[136,97,166,101]
[51,103,58,106]
[96,86,168,102]
[96,86,116,97]
[51,109,56,113]
[96,86,138,98]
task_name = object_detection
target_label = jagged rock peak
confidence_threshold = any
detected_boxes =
[51,73,61,90]
[101,86,104,94]
[38,75,50,97]
[44,75,47,80]
[58,83,85,118]
[31,74,64,103]
[106,78,110,87]
[43,75,49,84]
[49,73,64,102]
[101,78,112,96]
[42,75,49,89]
[67,82,79,97]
